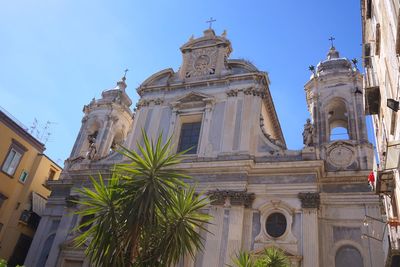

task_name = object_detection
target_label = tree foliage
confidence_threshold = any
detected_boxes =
[73,131,211,266]
[230,247,290,267]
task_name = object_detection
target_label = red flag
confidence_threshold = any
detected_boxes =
[368,171,375,183]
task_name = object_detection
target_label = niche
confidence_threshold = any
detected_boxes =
[326,99,350,141]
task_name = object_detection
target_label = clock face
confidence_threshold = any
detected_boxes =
[329,146,353,167]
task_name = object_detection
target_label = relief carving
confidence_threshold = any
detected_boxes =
[184,47,218,78]
[326,141,356,169]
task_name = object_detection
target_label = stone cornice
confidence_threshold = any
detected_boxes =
[138,72,268,95]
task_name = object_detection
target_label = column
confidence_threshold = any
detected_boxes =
[298,192,320,267]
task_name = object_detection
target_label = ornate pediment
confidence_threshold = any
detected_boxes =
[179,29,232,80]
[178,92,207,103]
[172,92,214,110]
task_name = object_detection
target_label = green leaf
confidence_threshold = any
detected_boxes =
[72,130,212,266]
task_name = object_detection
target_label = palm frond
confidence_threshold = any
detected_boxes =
[229,251,254,267]
[72,174,131,267]
[73,131,212,266]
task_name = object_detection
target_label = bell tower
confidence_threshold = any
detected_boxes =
[304,46,373,171]
[66,76,133,168]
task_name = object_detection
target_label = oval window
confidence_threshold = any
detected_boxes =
[266,212,287,238]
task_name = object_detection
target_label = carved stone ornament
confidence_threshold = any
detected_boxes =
[326,141,355,168]
[298,192,320,209]
[208,190,255,208]
[226,89,238,97]
[185,47,218,78]
[135,99,151,110]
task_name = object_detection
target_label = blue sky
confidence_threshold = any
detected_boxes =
[0,1,367,165]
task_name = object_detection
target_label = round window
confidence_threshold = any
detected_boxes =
[266,212,287,238]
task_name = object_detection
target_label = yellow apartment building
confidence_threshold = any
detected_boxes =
[0,107,61,266]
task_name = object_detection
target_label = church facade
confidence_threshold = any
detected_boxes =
[25,29,384,267]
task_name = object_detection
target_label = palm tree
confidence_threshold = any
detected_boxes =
[230,247,290,267]
[255,247,290,267]
[73,131,211,266]
[230,251,254,267]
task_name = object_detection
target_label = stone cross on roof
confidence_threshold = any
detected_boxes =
[329,36,335,48]
[206,17,216,29]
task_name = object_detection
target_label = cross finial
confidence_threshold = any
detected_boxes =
[122,68,129,81]
[123,68,129,78]
[329,36,335,48]
[206,17,216,29]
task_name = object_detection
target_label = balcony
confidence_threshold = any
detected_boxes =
[376,170,395,195]
[19,210,41,230]
[365,85,381,115]
[385,141,400,170]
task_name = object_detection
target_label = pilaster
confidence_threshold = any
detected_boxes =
[298,192,320,267]
[198,99,214,155]
[207,190,255,266]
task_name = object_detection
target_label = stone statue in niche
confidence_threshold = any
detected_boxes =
[303,119,314,146]
[87,132,98,160]
[114,94,121,104]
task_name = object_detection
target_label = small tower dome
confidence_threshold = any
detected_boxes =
[304,45,372,171]
[66,75,134,167]
[316,47,354,76]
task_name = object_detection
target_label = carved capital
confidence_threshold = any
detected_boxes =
[226,89,238,97]
[298,192,320,209]
[154,98,164,105]
[208,190,255,208]
[136,99,150,110]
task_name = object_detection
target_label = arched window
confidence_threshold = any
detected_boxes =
[326,99,350,141]
[330,127,349,140]
[335,245,363,267]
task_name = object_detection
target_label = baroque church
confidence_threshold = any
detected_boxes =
[25,28,384,267]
